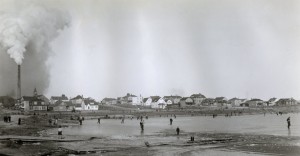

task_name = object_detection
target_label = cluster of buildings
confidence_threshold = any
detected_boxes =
[101,93,299,109]
[0,89,299,112]
[13,88,99,111]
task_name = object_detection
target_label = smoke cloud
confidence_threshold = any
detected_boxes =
[0,1,70,96]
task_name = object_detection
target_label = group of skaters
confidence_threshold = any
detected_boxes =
[3,115,11,123]
[48,118,58,125]
[3,115,22,125]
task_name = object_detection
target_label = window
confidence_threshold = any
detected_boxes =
[34,101,37,105]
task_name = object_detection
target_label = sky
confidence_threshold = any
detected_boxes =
[1,0,300,101]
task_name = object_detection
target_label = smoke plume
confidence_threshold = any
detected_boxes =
[0,1,70,96]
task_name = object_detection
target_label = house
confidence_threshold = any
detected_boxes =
[190,93,206,105]
[117,93,142,105]
[71,95,84,111]
[276,98,298,106]
[163,95,182,104]
[179,97,194,107]
[71,95,84,104]
[22,96,47,111]
[143,98,152,106]
[267,98,278,106]
[214,97,228,107]
[101,98,117,105]
[164,99,173,105]
[22,88,49,111]
[150,96,166,109]
[83,98,99,110]
[201,98,215,106]
[228,98,246,107]
[50,94,68,104]
[51,101,74,111]
[244,99,264,107]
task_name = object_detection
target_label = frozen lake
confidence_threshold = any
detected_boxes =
[58,113,300,138]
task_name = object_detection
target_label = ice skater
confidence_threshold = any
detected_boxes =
[287,117,291,129]
[18,118,21,125]
[58,125,63,139]
[176,127,180,135]
[97,118,101,124]
[170,118,173,125]
[140,120,144,131]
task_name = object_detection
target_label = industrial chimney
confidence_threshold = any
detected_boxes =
[17,65,21,100]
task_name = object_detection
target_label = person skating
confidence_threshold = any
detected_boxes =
[18,118,21,125]
[287,117,291,129]
[170,118,173,125]
[140,120,144,131]
[176,127,180,135]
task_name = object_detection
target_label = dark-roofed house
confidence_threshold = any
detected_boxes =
[71,95,84,104]
[276,98,298,106]
[190,93,206,105]
[179,97,193,107]
[163,95,182,104]
[244,99,264,107]
[150,96,166,109]
[101,98,117,105]
[50,94,68,104]
[214,97,228,107]
[22,96,47,111]
[143,98,152,106]
[51,101,74,111]
[267,98,278,106]
[228,98,245,107]
[22,88,49,111]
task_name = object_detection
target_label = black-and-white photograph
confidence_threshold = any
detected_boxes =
[0,0,300,155]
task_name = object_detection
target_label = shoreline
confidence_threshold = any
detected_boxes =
[0,106,299,155]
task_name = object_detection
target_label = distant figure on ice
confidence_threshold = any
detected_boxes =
[140,120,144,131]
[121,117,125,124]
[58,125,63,139]
[176,127,180,135]
[79,116,83,125]
[18,118,21,125]
[97,118,101,124]
[170,118,173,125]
[287,117,291,129]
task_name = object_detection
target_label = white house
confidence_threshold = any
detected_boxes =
[190,93,206,105]
[143,98,152,106]
[163,95,182,104]
[267,98,278,106]
[150,96,166,109]
[228,98,246,107]
[83,98,99,110]
[117,93,142,105]
[164,99,173,105]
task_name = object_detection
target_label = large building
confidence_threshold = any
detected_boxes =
[117,93,142,105]
[22,88,48,111]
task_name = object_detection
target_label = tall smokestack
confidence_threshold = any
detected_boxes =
[17,65,21,100]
